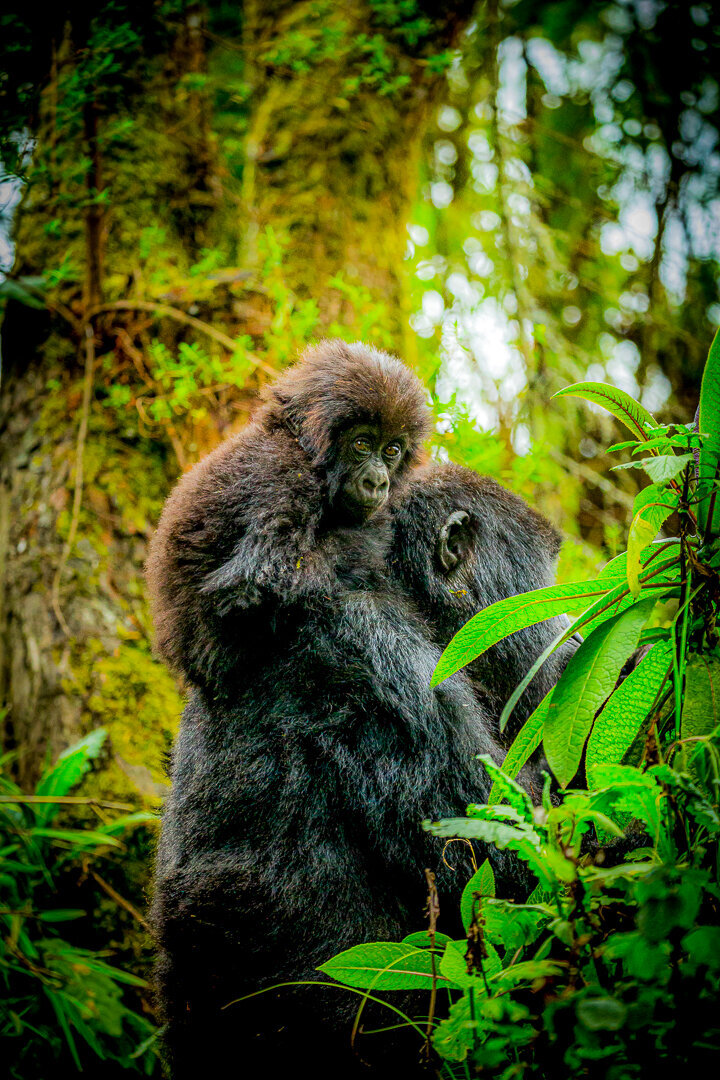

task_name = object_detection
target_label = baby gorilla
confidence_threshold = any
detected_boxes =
[390,463,579,742]
[148,345,514,1078]
[146,339,431,696]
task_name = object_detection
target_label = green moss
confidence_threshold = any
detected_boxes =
[72,638,182,804]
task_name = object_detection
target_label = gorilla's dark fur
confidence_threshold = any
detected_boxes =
[390,463,579,741]
[148,345,512,1077]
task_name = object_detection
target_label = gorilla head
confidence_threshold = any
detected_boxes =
[390,462,574,738]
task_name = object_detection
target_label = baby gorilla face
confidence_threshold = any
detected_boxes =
[337,423,407,520]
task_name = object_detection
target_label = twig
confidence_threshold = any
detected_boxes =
[87,299,276,376]
[0,795,133,810]
[88,868,151,931]
[424,868,440,1059]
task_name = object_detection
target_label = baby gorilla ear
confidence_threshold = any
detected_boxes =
[437,510,472,573]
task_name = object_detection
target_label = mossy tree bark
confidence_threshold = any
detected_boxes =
[0,1,475,787]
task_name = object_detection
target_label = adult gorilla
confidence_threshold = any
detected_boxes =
[147,345,513,1078]
[389,462,580,743]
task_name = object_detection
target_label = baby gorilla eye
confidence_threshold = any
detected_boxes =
[383,442,401,461]
[353,437,372,454]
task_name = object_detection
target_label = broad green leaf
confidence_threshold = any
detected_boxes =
[597,541,680,583]
[544,599,656,787]
[475,753,534,822]
[318,942,448,990]
[626,487,679,597]
[460,860,496,932]
[586,642,673,784]
[431,580,610,686]
[498,623,570,733]
[680,655,720,772]
[613,453,694,484]
[401,930,452,948]
[439,938,501,988]
[35,729,107,824]
[488,696,549,804]
[553,382,657,441]
[424,817,549,886]
[576,996,627,1031]
[698,328,720,539]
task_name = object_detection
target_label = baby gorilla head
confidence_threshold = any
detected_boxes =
[264,340,430,522]
[390,463,572,737]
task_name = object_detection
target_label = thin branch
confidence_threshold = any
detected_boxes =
[88,299,276,376]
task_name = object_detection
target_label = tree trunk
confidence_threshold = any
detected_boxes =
[0,1,475,788]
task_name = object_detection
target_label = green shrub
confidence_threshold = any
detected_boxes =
[0,728,159,1076]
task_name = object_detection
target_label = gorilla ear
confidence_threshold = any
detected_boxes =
[437,510,472,574]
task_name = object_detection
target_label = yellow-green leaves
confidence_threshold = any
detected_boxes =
[544,599,656,787]
[698,327,720,541]
[553,382,658,441]
[586,641,673,784]
[626,486,679,597]
[318,942,448,991]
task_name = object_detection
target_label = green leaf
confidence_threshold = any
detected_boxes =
[31,827,122,849]
[425,817,549,886]
[544,599,656,787]
[488,698,548,803]
[493,959,565,986]
[34,729,107,823]
[461,860,496,932]
[475,754,535,822]
[586,642,673,784]
[482,899,551,951]
[613,453,694,484]
[698,328,720,540]
[401,930,452,948]
[626,487,679,597]
[576,996,627,1031]
[553,382,658,441]
[431,580,610,686]
[318,942,447,990]
[37,909,86,922]
[680,655,720,772]
[439,938,501,988]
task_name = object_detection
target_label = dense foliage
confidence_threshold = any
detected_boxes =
[0,729,157,1076]
[320,335,720,1074]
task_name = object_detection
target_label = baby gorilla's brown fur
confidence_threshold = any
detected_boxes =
[145,339,431,699]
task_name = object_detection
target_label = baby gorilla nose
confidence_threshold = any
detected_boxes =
[360,467,389,502]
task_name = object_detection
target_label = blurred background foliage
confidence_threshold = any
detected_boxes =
[0,0,718,1072]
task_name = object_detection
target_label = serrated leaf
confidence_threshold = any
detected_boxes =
[318,942,447,990]
[544,599,656,787]
[461,860,496,932]
[554,382,658,441]
[431,580,611,686]
[613,453,694,484]
[698,328,720,540]
[439,938,501,988]
[680,655,720,773]
[586,642,673,784]
[34,729,107,824]
[475,754,535,822]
